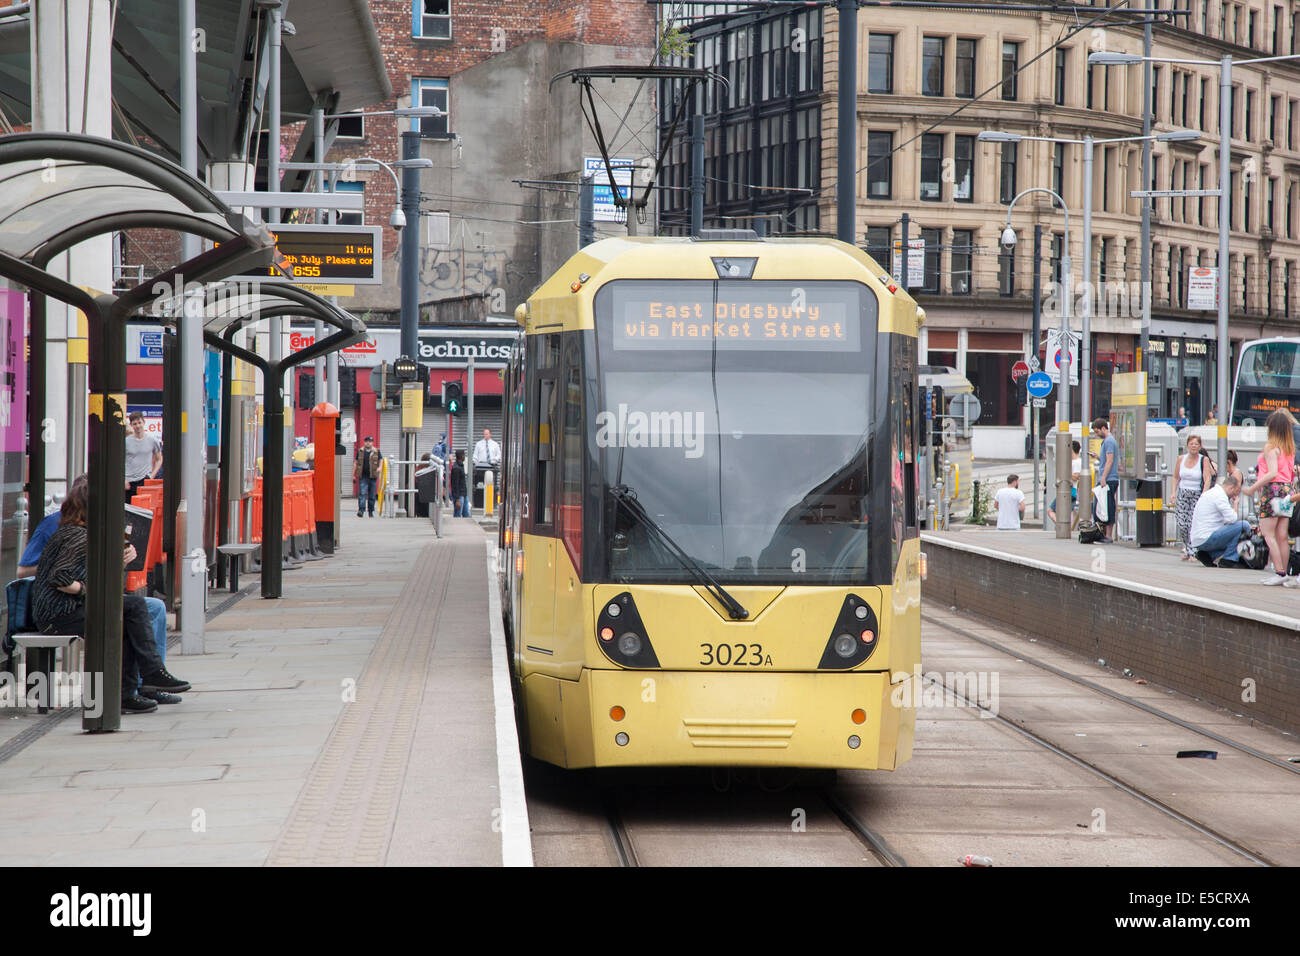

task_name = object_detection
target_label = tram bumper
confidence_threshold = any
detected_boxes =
[531,668,917,770]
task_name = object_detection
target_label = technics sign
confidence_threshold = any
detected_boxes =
[243,224,383,285]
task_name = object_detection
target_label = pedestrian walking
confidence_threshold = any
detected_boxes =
[124,411,162,502]
[994,474,1026,530]
[353,436,381,517]
[450,450,469,517]
[1243,408,1299,586]
[1171,434,1214,559]
[1092,418,1120,543]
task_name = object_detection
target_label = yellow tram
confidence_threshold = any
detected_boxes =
[498,233,922,769]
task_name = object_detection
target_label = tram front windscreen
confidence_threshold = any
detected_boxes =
[592,279,885,586]
[1233,340,1300,424]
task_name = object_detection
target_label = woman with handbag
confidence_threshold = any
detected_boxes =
[1243,409,1299,586]
[1170,434,1214,560]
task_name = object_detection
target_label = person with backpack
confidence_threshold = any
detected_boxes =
[1243,409,1300,586]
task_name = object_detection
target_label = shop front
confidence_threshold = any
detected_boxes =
[1141,321,1216,425]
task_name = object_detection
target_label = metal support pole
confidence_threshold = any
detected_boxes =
[268,5,288,476]
[579,174,595,247]
[313,108,327,404]
[690,113,705,237]
[467,353,475,512]
[85,300,125,731]
[179,0,205,652]
[216,344,233,589]
[262,364,285,599]
[400,130,421,362]
[899,212,911,292]
[1216,54,1231,479]
[1031,223,1042,521]
[836,0,857,243]
[1057,247,1073,540]
[1078,137,1096,532]
[1139,21,1153,391]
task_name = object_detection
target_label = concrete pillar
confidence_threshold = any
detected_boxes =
[30,0,112,506]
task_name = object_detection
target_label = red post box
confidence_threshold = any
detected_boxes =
[311,402,341,552]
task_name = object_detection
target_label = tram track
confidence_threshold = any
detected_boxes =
[921,612,1283,867]
[921,611,1300,777]
[601,790,640,867]
[822,790,909,866]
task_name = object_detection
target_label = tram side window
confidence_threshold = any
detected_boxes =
[531,335,561,528]
[558,336,584,567]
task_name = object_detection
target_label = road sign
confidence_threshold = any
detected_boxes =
[1028,355,1040,372]
[1032,397,1047,408]
[1046,328,1078,386]
[585,156,633,222]
[891,238,924,288]
[1011,360,1030,383]
[1026,371,1054,399]
[950,392,982,423]
[1129,188,1222,198]
[1187,266,1217,310]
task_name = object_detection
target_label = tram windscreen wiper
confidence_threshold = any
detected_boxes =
[610,485,749,620]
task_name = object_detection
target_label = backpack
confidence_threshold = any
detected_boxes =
[2,577,36,661]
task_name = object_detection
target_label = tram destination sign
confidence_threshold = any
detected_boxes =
[242,224,383,285]
[610,284,862,352]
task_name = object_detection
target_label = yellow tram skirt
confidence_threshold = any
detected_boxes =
[523,668,917,770]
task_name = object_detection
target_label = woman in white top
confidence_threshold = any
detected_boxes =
[1170,434,1214,559]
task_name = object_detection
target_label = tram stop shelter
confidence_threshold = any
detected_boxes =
[0,131,359,732]
[149,281,366,600]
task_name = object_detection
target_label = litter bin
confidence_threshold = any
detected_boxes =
[472,466,487,510]
[1135,478,1163,547]
[415,465,439,519]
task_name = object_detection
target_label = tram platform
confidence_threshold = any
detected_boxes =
[922,528,1300,736]
[0,512,530,867]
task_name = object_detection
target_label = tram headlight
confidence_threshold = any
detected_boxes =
[818,594,881,670]
[595,592,660,668]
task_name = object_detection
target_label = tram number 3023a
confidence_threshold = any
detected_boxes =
[699,643,772,666]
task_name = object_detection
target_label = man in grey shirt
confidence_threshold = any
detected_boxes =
[125,411,162,501]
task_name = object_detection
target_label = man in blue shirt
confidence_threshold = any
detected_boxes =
[1092,417,1120,543]
[18,487,172,702]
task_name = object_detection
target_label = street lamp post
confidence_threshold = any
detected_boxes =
[979,127,1199,533]
[1001,186,1072,539]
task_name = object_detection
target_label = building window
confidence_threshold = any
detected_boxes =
[1287,261,1293,317]
[951,229,973,294]
[999,232,1016,295]
[1152,66,1161,122]
[1246,89,1255,140]
[953,134,974,202]
[1087,62,1095,109]
[411,78,450,135]
[1104,146,1114,212]
[921,228,941,292]
[922,36,945,96]
[1271,93,1280,142]
[1269,177,1277,231]
[865,226,892,267]
[413,0,451,39]
[1181,72,1191,128]
[920,134,943,200]
[335,111,364,139]
[956,39,976,98]
[868,34,895,94]
[1291,99,1297,149]
[1231,169,1238,229]
[867,131,893,199]
[1055,48,1067,106]
[999,141,1017,204]
[1250,8,1258,47]
[1001,41,1019,100]
[1099,236,1110,290]
[331,180,364,226]
[1245,174,1253,231]
[1289,181,1295,238]
[1199,163,1208,224]
[1200,77,1208,130]
[1276,5,1285,55]
[1052,141,1065,200]
[1268,259,1275,314]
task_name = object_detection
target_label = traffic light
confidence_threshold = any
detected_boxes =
[1015,377,1028,407]
[297,372,316,410]
[443,380,464,415]
[928,386,945,444]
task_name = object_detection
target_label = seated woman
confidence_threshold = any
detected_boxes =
[32,478,191,714]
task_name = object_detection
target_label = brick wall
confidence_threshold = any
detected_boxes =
[924,540,1300,735]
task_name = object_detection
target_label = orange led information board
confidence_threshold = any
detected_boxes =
[608,282,863,351]
[242,224,383,285]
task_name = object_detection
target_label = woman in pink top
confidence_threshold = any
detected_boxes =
[1244,409,1299,585]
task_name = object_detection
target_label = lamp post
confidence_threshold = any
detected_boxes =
[1000,186,1072,539]
[978,127,1199,532]
[1089,49,1300,480]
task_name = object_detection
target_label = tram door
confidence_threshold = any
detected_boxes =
[523,335,560,652]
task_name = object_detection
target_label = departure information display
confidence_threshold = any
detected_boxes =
[244,224,383,285]
[605,281,866,351]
